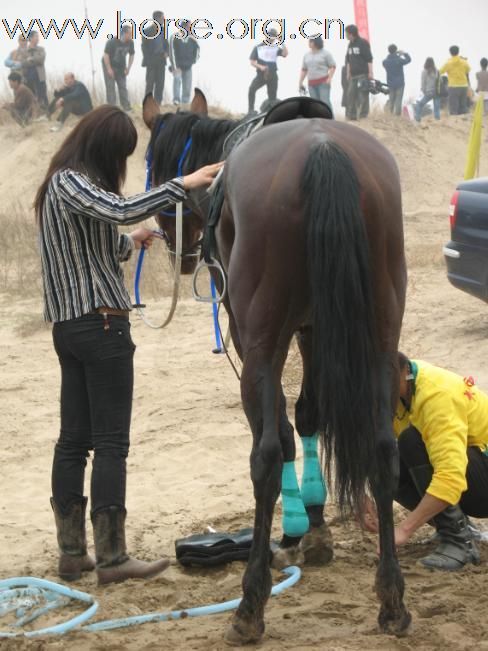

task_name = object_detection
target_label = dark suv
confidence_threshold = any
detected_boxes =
[444,178,488,302]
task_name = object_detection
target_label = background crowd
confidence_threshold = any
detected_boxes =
[2,13,488,131]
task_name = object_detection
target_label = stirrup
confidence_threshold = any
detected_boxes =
[192,258,227,304]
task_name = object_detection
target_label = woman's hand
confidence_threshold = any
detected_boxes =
[129,228,158,250]
[182,162,224,191]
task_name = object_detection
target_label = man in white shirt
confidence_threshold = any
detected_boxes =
[248,29,288,115]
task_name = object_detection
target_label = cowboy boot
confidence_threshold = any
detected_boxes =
[408,465,480,571]
[51,497,95,581]
[92,506,170,586]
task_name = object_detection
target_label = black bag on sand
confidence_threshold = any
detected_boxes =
[175,529,255,567]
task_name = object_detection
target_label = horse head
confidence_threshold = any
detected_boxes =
[142,90,212,275]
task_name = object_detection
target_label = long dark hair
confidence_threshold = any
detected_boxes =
[424,57,437,72]
[34,105,138,222]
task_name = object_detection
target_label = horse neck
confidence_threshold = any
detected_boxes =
[189,117,240,169]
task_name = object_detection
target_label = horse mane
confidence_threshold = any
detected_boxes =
[149,112,239,183]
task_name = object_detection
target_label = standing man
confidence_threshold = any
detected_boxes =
[141,10,169,105]
[23,31,48,112]
[102,26,135,112]
[169,19,200,106]
[345,24,373,120]
[440,46,471,115]
[248,29,288,115]
[382,45,411,116]
[4,36,28,73]
[299,36,336,108]
[47,73,93,132]
[2,71,37,126]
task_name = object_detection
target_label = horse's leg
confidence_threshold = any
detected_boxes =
[371,352,411,636]
[271,389,309,569]
[295,326,333,565]
[225,329,292,645]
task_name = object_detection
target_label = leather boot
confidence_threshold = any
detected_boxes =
[51,497,95,582]
[92,506,170,586]
[408,465,480,571]
[420,505,481,570]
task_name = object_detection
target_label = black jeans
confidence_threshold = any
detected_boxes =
[145,63,166,105]
[396,426,488,518]
[51,314,135,515]
[248,70,278,112]
[48,98,90,123]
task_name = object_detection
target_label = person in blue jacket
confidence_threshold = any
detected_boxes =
[383,44,411,116]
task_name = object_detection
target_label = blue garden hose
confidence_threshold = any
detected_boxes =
[0,566,300,638]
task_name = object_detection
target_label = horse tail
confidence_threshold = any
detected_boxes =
[302,139,377,514]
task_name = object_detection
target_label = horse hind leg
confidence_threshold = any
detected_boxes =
[225,336,291,645]
[271,391,309,570]
[295,327,334,566]
[371,352,411,636]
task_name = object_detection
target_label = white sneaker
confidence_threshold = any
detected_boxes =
[33,115,49,123]
[50,123,63,132]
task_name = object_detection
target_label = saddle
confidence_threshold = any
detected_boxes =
[263,96,333,125]
[203,97,333,264]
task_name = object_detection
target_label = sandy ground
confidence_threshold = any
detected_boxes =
[1,107,488,650]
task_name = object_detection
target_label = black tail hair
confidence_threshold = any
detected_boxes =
[302,140,377,513]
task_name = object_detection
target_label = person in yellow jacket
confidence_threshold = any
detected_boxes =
[440,45,471,115]
[363,353,488,571]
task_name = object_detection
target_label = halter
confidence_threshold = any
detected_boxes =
[145,121,193,217]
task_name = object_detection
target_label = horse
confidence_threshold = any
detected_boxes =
[142,90,410,644]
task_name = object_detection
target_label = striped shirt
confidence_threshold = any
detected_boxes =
[40,168,187,323]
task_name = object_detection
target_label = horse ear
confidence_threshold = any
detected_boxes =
[143,93,160,130]
[190,88,208,116]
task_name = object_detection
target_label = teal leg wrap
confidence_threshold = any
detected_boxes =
[301,433,327,506]
[281,462,310,538]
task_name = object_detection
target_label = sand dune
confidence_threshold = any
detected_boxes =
[0,108,487,649]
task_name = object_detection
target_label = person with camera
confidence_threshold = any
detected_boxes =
[345,24,373,120]
[383,44,411,116]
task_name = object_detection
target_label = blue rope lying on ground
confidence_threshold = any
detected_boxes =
[0,566,301,638]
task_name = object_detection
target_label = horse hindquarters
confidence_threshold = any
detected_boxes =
[303,139,410,635]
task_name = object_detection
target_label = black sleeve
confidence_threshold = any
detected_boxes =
[64,83,83,101]
[250,46,258,61]
[128,40,135,56]
[104,39,115,56]
[362,40,373,63]
[345,46,350,64]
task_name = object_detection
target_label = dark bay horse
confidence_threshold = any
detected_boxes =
[143,91,410,644]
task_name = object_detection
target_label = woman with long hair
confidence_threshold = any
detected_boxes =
[415,57,442,122]
[35,105,222,585]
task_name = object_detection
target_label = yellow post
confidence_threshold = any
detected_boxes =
[464,93,484,180]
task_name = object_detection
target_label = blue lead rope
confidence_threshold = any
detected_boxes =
[136,128,223,351]
[0,568,301,637]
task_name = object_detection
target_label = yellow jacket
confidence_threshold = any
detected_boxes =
[394,361,488,505]
[439,56,470,87]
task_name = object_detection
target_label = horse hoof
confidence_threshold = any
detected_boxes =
[271,545,305,570]
[378,607,412,637]
[299,523,334,566]
[224,617,264,646]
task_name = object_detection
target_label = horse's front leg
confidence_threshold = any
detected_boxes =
[371,352,411,636]
[225,342,288,645]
